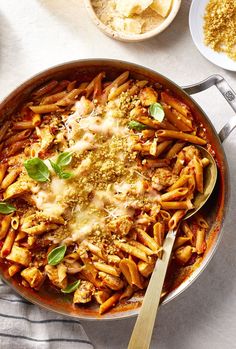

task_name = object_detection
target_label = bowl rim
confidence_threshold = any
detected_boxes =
[84,0,182,42]
[0,58,229,321]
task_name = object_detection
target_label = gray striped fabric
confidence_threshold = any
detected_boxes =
[0,279,93,349]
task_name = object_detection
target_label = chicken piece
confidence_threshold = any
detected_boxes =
[152,167,179,191]
[6,245,31,267]
[138,261,155,277]
[107,215,133,236]
[45,264,67,289]
[21,267,44,289]
[75,96,94,116]
[73,281,95,304]
[130,105,147,119]
[175,245,193,265]
[37,125,54,158]
[94,289,111,305]
[139,87,158,107]
[183,145,200,164]
[99,272,124,291]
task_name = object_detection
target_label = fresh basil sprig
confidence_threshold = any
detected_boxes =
[50,152,73,180]
[128,120,148,131]
[56,152,73,167]
[49,160,73,180]
[24,158,50,182]
[0,201,16,214]
[149,103,165,122]
[61,280,81,294]
[47,245,67,266]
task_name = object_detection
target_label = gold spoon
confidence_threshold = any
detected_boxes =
[128,146,217,349]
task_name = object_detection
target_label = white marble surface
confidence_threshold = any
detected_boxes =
[0,0,236,348]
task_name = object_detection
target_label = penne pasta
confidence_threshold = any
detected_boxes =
[1,168,21,190]
[168,210,186,230]
[162,105,193,132]
[114,240,149,263]
[32,80,58,98]
[173,151,185,175]
[167,175,191,191]
[156,130,207,145]
[0,214,12,240]
[120,285,134,300]
[13,121,35,130]
[99,292,121,315]
[3,140,29,157]
[136,228,159,252]
[160,200,193,210]
[0,163,8,185]
[119,259,143,289]
[129,240,155,256]
[166,141,186,159]
[181,221,195,245]
[142,158,170,168]
[41,91,67,105]
[161,92,192,118]
[93,262,120,277]
[1,229,16,257]
[155,140,173,157]
[29,104,59,114]
[195,227,206,254]
[160,187,189,201]
[4,129,31,146]
[192,156,204,193]
[153,222,165,247]
[194,214,209,229]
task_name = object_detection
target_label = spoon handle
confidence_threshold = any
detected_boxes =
[128,229,177,349]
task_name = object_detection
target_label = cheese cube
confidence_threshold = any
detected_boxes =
[150,0,173,18]
[116,0,153,17]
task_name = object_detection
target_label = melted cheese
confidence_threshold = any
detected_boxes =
[32,177,70,218]
[31,99,153,243]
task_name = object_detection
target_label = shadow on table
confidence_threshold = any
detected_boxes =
[38,0,190,59]
[0,11,21,67]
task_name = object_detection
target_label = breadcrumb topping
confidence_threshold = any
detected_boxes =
[203,0,236,61]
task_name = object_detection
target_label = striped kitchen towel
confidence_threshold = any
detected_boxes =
[0,279,94,349]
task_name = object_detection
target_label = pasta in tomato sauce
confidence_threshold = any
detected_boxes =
[0,71,210,314]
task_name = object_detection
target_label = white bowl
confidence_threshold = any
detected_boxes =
[189,0,236,72]
[84,0,182,42]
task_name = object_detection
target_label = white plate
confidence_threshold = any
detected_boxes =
[189,0,236,72]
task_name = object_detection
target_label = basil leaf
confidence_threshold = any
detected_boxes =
[61,280,81,294]
[24,158,50,182]
[128,120,147,131]
[50,160,73,180]
[149,103,165,122]
[56,152,73,167]
[0,202,16,214]
[47,245,67,266]
[49,160,61,176]
[59,171,73,179]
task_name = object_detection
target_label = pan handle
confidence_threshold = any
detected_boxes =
[182,74,236,142]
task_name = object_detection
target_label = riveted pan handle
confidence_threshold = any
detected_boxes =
[183,75,236,143]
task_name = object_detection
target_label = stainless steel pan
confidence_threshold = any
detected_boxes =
[0,60,235,320]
